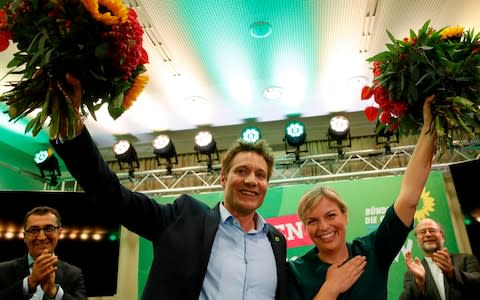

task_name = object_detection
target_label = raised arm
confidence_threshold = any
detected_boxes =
[394,95,436,227]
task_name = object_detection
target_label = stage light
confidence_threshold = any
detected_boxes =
[194,131,217,154]
[283,121,308,161]
[241,126,261,144]
[112,140,139,177]
[194,131,219,171]
[153,134,178,174]
[328,116,350,140]
[327,115,351,157]
[33,148,61,186]
[284,121,306,147]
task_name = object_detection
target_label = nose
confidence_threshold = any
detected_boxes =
[316,219,329,231]
[244,172,257,186]
[37,230,48,239]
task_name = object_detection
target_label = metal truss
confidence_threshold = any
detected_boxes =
[55,144,480,196]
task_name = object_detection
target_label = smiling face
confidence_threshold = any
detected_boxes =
[221,151,268,218]
[24,212,61,259]
[415,218,444,256]
[305,197,348,260]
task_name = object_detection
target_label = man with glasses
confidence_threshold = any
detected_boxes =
[400,218,480,299]
[0,206,86,300]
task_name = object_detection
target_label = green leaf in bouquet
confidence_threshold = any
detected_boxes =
[108,92,126,120]
[6,53,28,69]
[25,114,41,136]
[366,51,391,63]
[451,96,474,108]
[419,20,431,37]
[94,42,110,59]
[49,97,60,138]
[445,110,459,127]
[386,30,397,44]
[454,115,475,140]
[410,64,420,82]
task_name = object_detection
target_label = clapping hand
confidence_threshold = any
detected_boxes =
[405,251,426,290]
[432,247,454,279]
[28,250,58,295]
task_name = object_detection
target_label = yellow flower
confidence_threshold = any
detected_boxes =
[81,0,128,25]
[414,188,435,221]
[440,26,464,40]
[123,74,149,109]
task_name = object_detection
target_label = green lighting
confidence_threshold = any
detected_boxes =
[464,216,472,226]
[108,232,119,242]
[284,121,306,147]
[34,149,50,164]
[241,126,261,143]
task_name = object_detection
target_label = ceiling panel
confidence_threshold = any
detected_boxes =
[1,0,479,167]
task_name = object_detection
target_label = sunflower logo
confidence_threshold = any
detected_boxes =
[414,188,435,221]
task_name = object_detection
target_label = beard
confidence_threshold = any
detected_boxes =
[421,240,442,254]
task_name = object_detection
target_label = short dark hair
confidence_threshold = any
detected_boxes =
[24,206,62,228]
[221,139,274,180]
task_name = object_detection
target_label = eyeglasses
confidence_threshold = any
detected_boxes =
[24,225,60,236]
[416,227,440,236]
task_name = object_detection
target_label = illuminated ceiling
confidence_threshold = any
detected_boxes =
[1,0,479,172]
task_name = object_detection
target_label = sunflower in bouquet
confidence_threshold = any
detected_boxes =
[0,0,149,138]
[361,20,480,150]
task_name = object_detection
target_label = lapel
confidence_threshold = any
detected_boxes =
[442,254,454,300]
[56,261,64,284]
[422,259,443,300]
[16,256,30,279]
[201,203,221,264]
[194,203,220,294]
[267,226,284,266]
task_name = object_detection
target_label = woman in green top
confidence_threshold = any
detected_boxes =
[288,96,436,300]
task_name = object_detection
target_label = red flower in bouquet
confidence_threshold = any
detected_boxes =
[0,0,149,138]
[362,20,480,149]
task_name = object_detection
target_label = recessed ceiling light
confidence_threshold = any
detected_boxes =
[263,86,284,100]
[249,21,272,38]
[346,75,369,87]
[184,96,208,105]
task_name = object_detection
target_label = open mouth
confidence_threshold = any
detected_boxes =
[318,231,336,242]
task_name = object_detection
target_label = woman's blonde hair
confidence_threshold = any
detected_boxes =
[297,186,347,224]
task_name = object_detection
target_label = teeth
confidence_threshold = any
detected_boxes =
[319,232,335,240]
[241,191,255,195]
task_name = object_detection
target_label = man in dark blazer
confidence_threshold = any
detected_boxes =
[50,74,287,300]
[0,206,86,300]
[400,218,480,299]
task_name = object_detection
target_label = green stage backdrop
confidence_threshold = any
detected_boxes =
[138,171,456,299]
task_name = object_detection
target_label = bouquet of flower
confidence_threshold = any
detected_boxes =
[0,0,149,138]
[361,20,480,149]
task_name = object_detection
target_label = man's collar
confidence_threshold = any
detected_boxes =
[219,202,268,233]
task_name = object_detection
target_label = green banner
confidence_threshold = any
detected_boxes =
[139,171,455,299]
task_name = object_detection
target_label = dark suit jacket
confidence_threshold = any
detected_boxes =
[0,256,86,300]
[400,253,480,299]
[52,128,288,300]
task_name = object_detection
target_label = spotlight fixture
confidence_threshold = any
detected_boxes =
[327,115,351,157]
[284,121,306,147]
[152,134,178,174]
[375,122,400,155]
[241,126,261,144]
[112,140,139,178]
[194,131,219,171]
[33,148,61,186]
[283,121,308,161]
